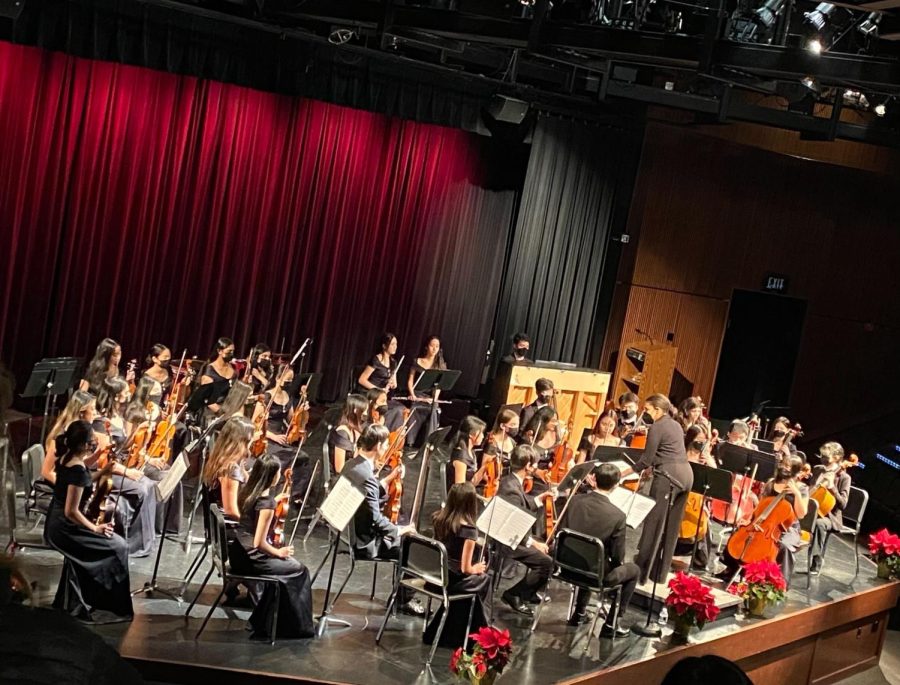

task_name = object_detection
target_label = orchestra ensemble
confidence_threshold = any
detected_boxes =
[32,331,858,645]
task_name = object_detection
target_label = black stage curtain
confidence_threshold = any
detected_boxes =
[491,114,642,373]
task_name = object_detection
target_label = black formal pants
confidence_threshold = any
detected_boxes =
[504,544,553,598]
[574,561,640,625]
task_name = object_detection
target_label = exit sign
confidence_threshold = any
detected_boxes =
[763,273,789,294]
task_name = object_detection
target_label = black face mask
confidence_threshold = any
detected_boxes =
[691,440,706,452]
[374,405,388,417]
[259,360,273,372]
[772,429,786,439]
[222,352,234,362]
[514,347,528,358]
[159,359,171,368]
[88,440,99,453]
[621,409,636,421]
[640,412,655,426]
[505,426,519,438]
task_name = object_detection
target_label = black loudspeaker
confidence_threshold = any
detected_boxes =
[486,95,530,125]
[0,0,23,19]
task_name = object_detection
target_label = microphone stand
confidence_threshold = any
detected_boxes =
[632,467,684,639]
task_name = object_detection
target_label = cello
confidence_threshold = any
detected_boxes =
[725,488,797,564]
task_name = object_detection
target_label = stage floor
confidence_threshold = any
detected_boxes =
[5,447,891,685]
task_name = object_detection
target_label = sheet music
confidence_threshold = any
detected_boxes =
[606,460,640,483]
[607,486,657,529]
[319,476,365,531]
[476,496,536,550]
[154,453,189,503]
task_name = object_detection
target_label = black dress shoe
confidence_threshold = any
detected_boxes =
[600,624,631,639]
[567,613,590,627]
[400,598,426,616]
[502,591,534,616]
[525,592,546,605]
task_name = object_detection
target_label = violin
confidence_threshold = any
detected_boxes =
[125,359,138,395]
[146,405,188,463]
[83,420,123,524]
[269,439,305,547]
[378,409,413,523]
[285,386,310,445]
[481,437,504,499]
[709,463,759,526]
[725,487,797,564]
[548,418,575,485]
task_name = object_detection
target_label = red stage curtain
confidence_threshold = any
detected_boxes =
[0,41,518,399]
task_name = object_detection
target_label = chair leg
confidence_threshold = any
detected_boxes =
[376,585,400,644]
[195,587,226,639]
[462,597,476,652]
[427,602,450,665]
[185,566,214,618]
[854,532,860,577]
[584,608,603,655]
[328,555,355,613]
[183,543,208,584]
[271,584,280,645]
[422,597,432,634]
[530,592,548,633]
[370,562,378,601]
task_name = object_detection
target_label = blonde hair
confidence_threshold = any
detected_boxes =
[202,416,254,487]
[46,391,95,448]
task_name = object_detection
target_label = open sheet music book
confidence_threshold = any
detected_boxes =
[607,486,656,529]
[319,476,365,532]
[154,453,189,503]
[476,496,537,550]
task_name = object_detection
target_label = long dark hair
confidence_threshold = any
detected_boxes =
[525,406,557,443]
[145,343,169,369]
[377,333,397,355]
[84,338,119,391]
[54,420,94,467]
[432,482,479,542]
[455,415,486,451]
[96,377,129,418]
[339,394,368,433]
[420,335,446,370]
[238,453,281,515]
[125,376,155,424]
[213,337,235,358]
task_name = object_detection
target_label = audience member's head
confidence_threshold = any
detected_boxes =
[661,656,753,685]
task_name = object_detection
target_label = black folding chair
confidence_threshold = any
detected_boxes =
[825,486,869,577]
[376,534,478,665]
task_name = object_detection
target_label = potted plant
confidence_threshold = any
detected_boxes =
[450,626,513,685]
[665,571,720,643]
[868,529,900,579]
[729,560,787,617]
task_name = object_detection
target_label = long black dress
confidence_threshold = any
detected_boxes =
[227,494,315,639]
[446,446,477,494]
[264,392,311,502]
[406,361,441,448]
[423,523,489,648]
[44,464,133,620]
[632,414,694,584]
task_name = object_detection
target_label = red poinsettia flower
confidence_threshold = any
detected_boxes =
[869,529,900,558]
[449,647,463,674]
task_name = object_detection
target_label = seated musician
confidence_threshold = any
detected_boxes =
[248,343,274,395]
[719,419,757,452]
[807,442,852,576]
[199,337,237,420]
[501,332,532,364]
[557,462,639,637]
[357,333,405,431]
[79,338,130,394]
[719,455,808,587]
[447,415,493,492]
[615,392,640,445]
[497,445,554,616]
[674,426,717,571]
[519,378,554,431]
[365,387,389,427]
[487,408,519,462]
[341,424,424,616]
[327,393,367,475]
[676,396,705,432]
[769,416,798,457]
[577,410,623,463]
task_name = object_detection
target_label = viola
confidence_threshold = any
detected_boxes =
[83,420,119,524]
[725,489,796,564]
[146,405,188,463]
[548,418,575,485]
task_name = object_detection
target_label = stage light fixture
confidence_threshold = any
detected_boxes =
[803,3,836,34]
[874,102,887,117]
[730,0,786,43]
[858,12,882,37]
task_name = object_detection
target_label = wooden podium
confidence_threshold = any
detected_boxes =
[611,341,677,403]
[493,362,611,451]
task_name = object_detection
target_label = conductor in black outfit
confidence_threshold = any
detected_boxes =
[558,462,640,637]
[621,394,693,585]
[497,445,554,616]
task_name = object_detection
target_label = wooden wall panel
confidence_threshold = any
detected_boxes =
[606,121,900,433]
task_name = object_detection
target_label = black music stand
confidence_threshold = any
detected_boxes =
[686,462,732,571]
[290,372,321,404]
[21,357,82,442]
[592,446,645,464]
[717,443,778,526]
[414,368,461,396]
[752,438,776,453]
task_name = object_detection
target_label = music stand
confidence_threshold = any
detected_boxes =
[290,372,321,404]
[185,381,220,414]
[593,446,645,464]
[414,368,461,396]
[21,358,82,443]
[752,438,776,453]
[686,462,732,572]
[717,443,778,527]
[409,426,453,532]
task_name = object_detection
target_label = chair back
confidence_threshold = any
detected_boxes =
[401,534,449,589]
[554,528,605,590]
[209,504,230,575]
[321,423,335,484]
[21,444,45,492]
[3,438,17,531]
[799,498,819,534]
[843,486,868,531]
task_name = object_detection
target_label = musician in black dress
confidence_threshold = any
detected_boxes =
[621,394,693,586]
[447,416,491,492]
[228,454,315,639]
[521,406,559,497]
[80,337,131,394]
[248,343,274,395]
[357,333,405,431]
[424,482,490,648]
[44,420,133,621]
[405,335,446,447]
[202,416,255,520]
[327,394,367,476]
[199,337,237,421]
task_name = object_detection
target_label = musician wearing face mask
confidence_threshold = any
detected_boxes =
[616,392,640,445]
[719,420,757,451]
[519,378,555,433]
[769,417,798,457]
[805,442,851,576]
[486,409,519,466]
[501,332,532,364]
[249,343,274,395]
[199,337,237,418]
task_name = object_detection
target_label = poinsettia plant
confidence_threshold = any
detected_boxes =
[665,571,720,629]
[450,626,513,682]
[869,529,900,575]
[728,560,787,603]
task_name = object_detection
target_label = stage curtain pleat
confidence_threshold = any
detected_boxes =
[0,41,520,400]
[490,114,641,372]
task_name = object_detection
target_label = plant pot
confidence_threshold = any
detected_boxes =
[670,616,693,644]
[747,595,768,617]
[877,560,893,580]
[468,671,497,685]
